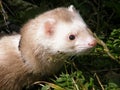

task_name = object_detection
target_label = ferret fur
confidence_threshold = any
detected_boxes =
[0,5,96,90]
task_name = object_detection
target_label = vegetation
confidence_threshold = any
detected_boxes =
[0,0,120,90]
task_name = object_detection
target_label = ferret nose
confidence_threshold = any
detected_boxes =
[88,40,97,46]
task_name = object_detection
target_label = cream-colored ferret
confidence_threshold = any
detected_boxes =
[0,5,96,90]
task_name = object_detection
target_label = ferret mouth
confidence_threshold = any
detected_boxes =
[55,46,94,55]
[75,46,93,54]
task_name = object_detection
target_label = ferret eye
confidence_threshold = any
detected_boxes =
[69,35,75,40]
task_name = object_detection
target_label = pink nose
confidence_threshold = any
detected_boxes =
[88,40,97,46]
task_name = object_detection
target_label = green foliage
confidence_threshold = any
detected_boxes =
[40,71,94,90]
[55,71,94,90]
[107,29,120,59]
[41,85,50,90]
[105,82,120,90]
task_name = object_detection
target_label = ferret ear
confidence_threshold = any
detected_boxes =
[68,5,76,12]
[44,18,56,36]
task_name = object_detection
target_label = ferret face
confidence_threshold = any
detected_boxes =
[35,6,97,54]
[20,5,96,55]
[46,21,96,54]
[39,7,96,54]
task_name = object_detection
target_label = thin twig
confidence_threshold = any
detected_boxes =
[94,73,105,90]
[94,33,115,60]
[0,1,9,28]
[72,78,79,90]
[91,68,120,73]
[33,81,65,90]
[93,33,120,64]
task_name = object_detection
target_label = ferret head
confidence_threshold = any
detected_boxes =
[20,5,96,56]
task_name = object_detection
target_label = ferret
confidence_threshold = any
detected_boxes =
[0,5,96,90]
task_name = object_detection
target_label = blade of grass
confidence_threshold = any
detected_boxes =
[33,81,65,90]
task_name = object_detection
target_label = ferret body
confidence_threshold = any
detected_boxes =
[0,5,96,90]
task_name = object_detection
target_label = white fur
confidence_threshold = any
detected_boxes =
[68,5,75,12]
[0,35,20,61]
[24,7,96,55]
[38,15,95,54]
